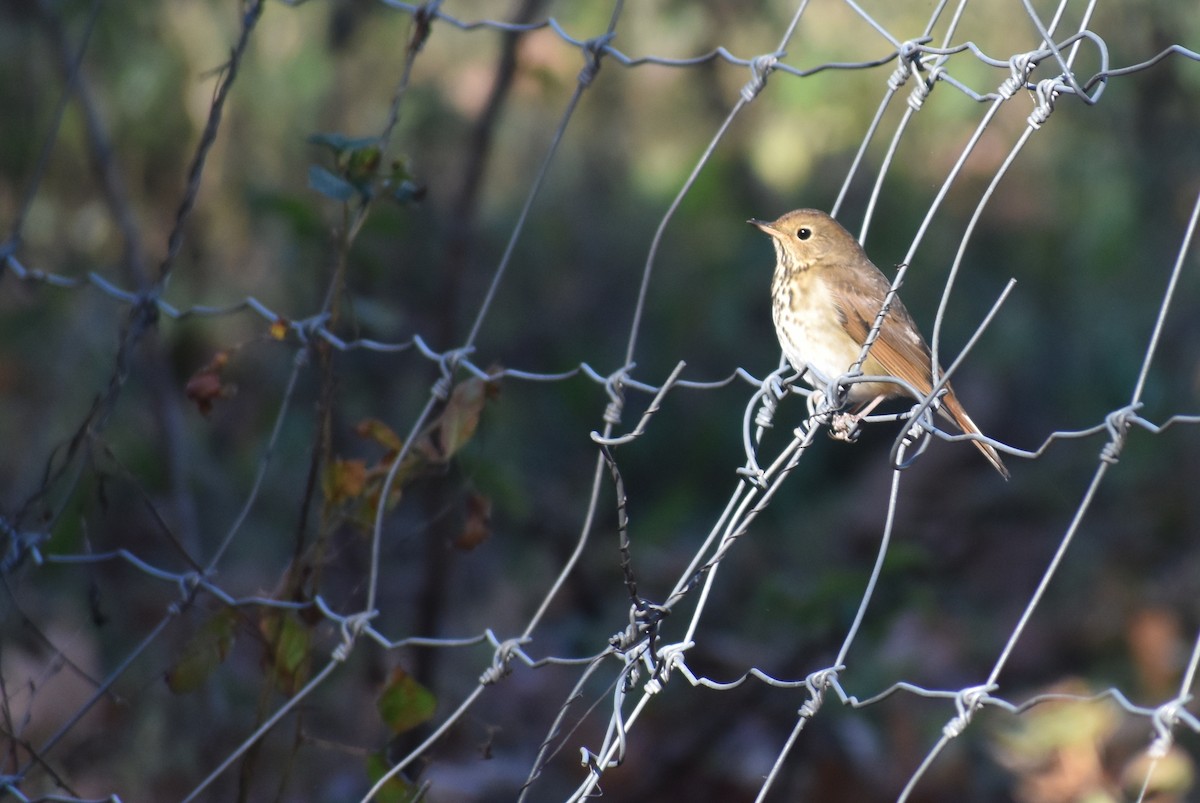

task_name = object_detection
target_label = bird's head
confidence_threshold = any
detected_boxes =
[749,208,865,271]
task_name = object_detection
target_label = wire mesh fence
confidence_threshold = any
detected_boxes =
[2,0,1200,801]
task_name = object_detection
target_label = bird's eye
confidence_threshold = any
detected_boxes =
[796,228,812,240]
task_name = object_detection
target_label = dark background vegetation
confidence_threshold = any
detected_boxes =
[1,1,1199,801]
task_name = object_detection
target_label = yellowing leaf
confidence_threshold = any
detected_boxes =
[436,376,498,460]
[354,418,404,452]
[1121,745,1195,798]
[377,667,436,734]
[323,458,368,505]
[165,609,238,693]
[268,317,289,341]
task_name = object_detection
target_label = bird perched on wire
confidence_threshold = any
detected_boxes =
[750,208,1008,478]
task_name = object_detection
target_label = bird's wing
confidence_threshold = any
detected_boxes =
[829,266,934,399]
[830,261,1011,478]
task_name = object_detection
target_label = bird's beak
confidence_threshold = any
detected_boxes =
[748,218,781,238]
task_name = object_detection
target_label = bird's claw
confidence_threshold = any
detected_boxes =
[829,411,863,442]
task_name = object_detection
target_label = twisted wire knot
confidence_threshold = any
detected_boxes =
[798,667,838,717]
[432,346,474,400]
[610,601,650,654]
[741,54,778,103]
[888,40,925,91]
[1148,697,1190,758]
[577,32,616,87]
[609,624,640,653]
[754,370,788,429]
[325,606,375,661]
[754,395,778,429]
[179,571,203,597]
[295,312,331,345]
[602,367,629,425]
[887,62,910,92]
[805,667,838,694]
[1028,77,1063,129]
[1101,403,1141,464]
[643,641,690,694]
[943,684,995,738]
[998,51,1038,99]
[898,39,922,63]
[907,65,943,111]
[479,637,526,685]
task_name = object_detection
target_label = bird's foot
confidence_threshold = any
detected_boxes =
[829,411,864,443]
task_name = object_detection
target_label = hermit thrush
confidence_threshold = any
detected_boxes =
[750,208,1008,478]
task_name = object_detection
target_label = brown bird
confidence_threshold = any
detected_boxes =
[750,208,1008,478]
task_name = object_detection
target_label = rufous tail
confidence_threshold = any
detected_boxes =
[939,393,1010,480]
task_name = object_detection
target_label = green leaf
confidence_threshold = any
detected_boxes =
[345,145,382,184]
[365,752,420,803]
[165,608,238,693]
[307,165,355,202]
[376,667,436,734]
[260,610,311,696]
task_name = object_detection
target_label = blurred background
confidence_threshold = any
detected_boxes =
[1,1,1199,800]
